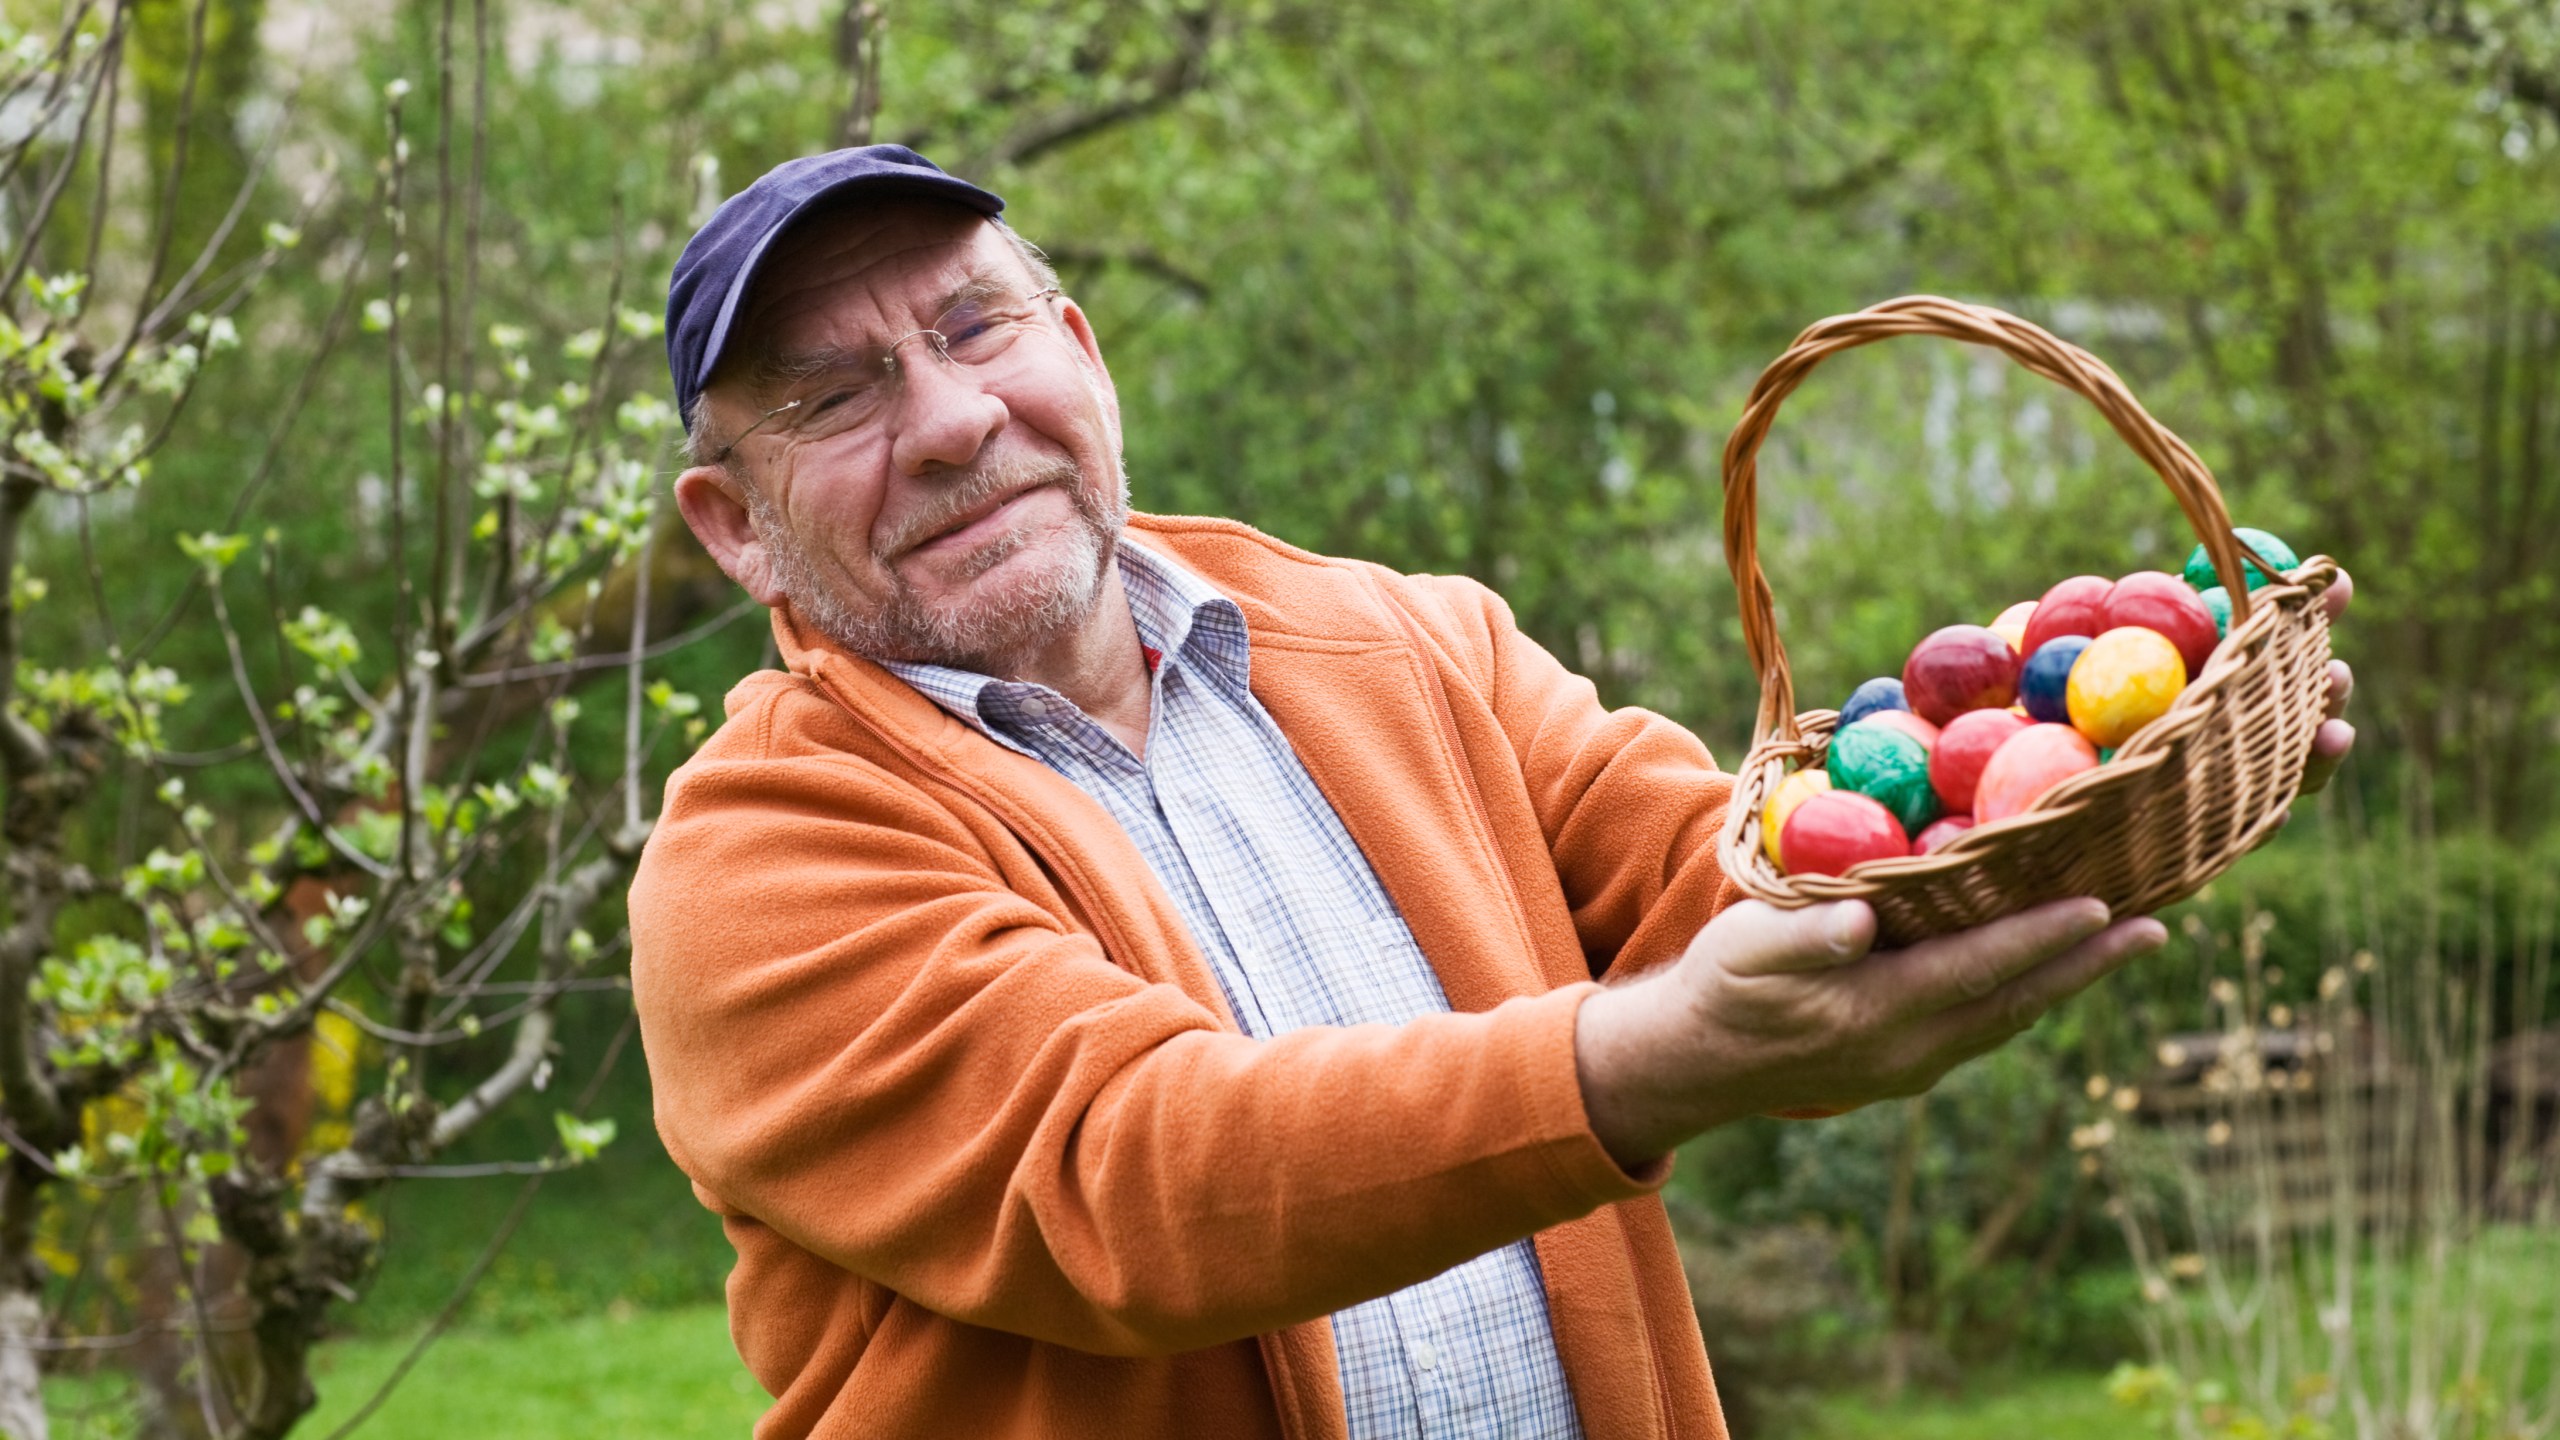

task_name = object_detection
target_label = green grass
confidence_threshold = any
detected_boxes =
[46,1305,770,1439]
[1801,1368,2131,1439]
[302,1305,768,1438]
[35,1303,2147,1440]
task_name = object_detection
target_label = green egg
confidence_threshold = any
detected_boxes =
[1828,720,1940,836]
[2197,584,2232,637]
[2184,527,2299,593]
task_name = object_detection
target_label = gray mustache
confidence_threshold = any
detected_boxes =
[880,454,1084,559]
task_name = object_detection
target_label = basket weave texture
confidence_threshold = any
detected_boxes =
[1714,297,2338,948]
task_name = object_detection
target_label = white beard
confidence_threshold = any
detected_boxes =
[747,450,1131,675]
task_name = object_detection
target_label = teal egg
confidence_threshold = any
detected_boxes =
[2197,585,2233,637]
[2184,527,2299,593]
[1827,720,1941,835]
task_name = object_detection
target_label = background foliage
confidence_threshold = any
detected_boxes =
[8,0,2559,1433]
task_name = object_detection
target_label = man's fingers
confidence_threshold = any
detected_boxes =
[2300,718,2355,794]
[2320,567,2354,621]
[1881,898,2111,1016]
[1921,917,2169,1061]
[1696,898,1876,978]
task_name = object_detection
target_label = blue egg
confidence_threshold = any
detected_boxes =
[2020,636,2092,725]
[1837,677,1910,730]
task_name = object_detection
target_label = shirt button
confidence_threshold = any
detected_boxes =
[1410,1339,1438,1373]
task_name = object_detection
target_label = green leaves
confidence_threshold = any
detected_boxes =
[283,605,363,671]
[553,1112,618,1165]
[176,530,249,577]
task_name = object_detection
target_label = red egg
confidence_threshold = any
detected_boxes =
[1929,708,2032,813]
[1863,708,1941,751]
[1974,724,2102,823]
[1902,625,2020,725]
[1779,791,1911,877]
[2021,575,2114,656]
[1913,814,1976,854]
[2103,571,2219,678]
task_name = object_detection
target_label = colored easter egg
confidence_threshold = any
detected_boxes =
[2022,575,2114,656]
[2104,571,2219,678]
[1827,721,1941,835]
[1989,601,2037,655]
[2098,747,2116,763]
[1901,625,2021,725]
[2066,627,2188,748]
[1761,769,1833,865]
[1864,708,1941,751]
[2019,635,2094,725]
[1913,814,1976,855]
[1974,724,2102,823]
[1837,676,1911,731]
[2183,527,2299,593]
[1779,791,1911,877]
[2197,585,2232,638]
[1930,709,2031,813]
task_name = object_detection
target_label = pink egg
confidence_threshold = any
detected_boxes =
[1974,724,2101,823]
[1863,709,1941,751]
[1913,814,1976,854]
[2022,575,2113,656]
[1929,709,2031,813]
[1779,791,1911,877]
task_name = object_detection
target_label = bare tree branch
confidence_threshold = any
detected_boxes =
[977,7,1217,170]
[836,0,884,147]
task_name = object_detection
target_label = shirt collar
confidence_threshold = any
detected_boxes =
[881,537,1251,746]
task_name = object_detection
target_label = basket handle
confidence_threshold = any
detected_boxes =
[1722,295,2273,746]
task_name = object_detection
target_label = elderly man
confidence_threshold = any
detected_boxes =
[630,146,2354,1440]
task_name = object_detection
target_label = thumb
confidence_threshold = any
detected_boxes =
[1691,898,1876,978]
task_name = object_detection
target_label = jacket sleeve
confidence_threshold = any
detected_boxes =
[1400,573,1748,981]
[628,687,1659,1359]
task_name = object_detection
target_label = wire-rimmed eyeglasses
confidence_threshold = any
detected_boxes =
[706,285,1064,465]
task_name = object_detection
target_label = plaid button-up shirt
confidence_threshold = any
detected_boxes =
[884,539,1585,1440]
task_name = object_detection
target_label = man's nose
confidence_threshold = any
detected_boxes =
[888,345,1008,476]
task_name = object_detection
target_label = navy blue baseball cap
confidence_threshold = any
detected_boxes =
[664,144,1005,419]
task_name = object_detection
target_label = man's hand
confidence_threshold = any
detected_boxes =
[1575,898,2167,1169]
[2300,568,2356,795]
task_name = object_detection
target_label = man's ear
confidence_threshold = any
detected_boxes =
[673,465,785,609]
[1056,298,1122,446]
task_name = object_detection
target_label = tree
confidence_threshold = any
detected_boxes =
[0,2,724,1432]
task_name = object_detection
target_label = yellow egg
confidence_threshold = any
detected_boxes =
[1762,768,1833,866]
[2065,626,2187,749]
[1989,601,2036,655]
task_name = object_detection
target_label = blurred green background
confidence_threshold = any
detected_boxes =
[17,0,2560,1433]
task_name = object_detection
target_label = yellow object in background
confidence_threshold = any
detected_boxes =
[1762,768,1834,865]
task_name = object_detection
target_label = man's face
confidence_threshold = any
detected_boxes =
[676,202,1129,669]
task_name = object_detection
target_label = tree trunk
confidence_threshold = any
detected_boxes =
[0,1280,46,1440]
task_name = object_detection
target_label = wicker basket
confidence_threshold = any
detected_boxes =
[1715,296,2339,948]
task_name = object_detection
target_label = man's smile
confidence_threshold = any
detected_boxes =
[910,483,1051,558]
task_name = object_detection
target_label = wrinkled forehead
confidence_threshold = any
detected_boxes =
[717,199,1033,390]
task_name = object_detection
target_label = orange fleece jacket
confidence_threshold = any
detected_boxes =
[629,514,1744,1439]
